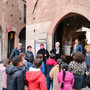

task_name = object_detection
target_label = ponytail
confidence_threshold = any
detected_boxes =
[59,62,61,72]
[57,59,62,72]
[61,69,65,88]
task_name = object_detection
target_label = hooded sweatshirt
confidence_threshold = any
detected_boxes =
[58,70,74,90]
[25,68,47,90]
[46,58,57,78]
[6,65,26,90]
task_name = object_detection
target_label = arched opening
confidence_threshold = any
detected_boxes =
[8,31,15,58]
[54,13,90,60]
[19,27,26,52]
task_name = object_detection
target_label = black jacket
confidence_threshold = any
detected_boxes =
[25,50,34,62]
[37,48,49,63]
[85,73,90,88]
[50,48,61,60]
[10,48,23,60]
[6,65,26,90]
[46,64,54,78]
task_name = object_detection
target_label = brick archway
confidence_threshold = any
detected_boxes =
[47,6,90,54]
[48,6,90,35]
[18,24,26,36]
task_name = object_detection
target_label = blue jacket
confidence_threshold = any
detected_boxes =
[40,62,45,75]
[10,48,23,60]
[72,44,83,54]
[85,52,90,71]
[6,65,26,90]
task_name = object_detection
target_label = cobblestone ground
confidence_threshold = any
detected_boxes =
[0,64,89,90]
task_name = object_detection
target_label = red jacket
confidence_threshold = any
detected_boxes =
[25,68,47,90]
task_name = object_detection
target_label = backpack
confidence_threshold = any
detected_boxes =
[85,73,90,88]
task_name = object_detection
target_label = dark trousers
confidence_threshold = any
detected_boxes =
[2,88,7,90]
[46,77,53,90]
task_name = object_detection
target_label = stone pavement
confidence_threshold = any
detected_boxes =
[0,64,90,90]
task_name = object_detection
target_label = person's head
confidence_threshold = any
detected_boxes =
[3,59,12,67]
[55,42,60,48]
[27,45,32,51]
[36,54,43,61]
[61,63,69,88]
[12,56,23,67]
[75,39,79,44]
[20,52,25,59]
[40,43,44,49]
[17,43,22,50]
[74,52,85,63]
[57,59,62,72]
[60,55,66,63]
[62,63,69,71]
[85,45,90,53]
[50,53,56,59]
[33,58,42,68]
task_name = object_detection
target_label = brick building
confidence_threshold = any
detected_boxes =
[0,0,90,61]
[0,0,26,61]
[26,0,90,56]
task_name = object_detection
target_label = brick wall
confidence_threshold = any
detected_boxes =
[26,0,90,54]
[0,0,26,60]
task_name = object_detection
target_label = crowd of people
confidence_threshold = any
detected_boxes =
[0,39,90,90]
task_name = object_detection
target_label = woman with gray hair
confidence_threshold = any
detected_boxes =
[50,42,61,60]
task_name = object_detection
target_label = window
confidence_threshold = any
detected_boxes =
[24,4,26,23]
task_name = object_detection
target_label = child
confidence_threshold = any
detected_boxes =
[37,54,45,75]
[6,56,26,90]
[60,55,67,64]
[50,59,62,90]
[0,59,12,90]
[58,63,74,90]
[46,53,57,90]
[25,58,47,90]
[20,52,28,69]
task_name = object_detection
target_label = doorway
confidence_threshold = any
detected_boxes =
[54,13,90,62]
[8,31,15,57]
[19,27,26,52]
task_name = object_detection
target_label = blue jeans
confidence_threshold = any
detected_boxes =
[27,62,34,71]
[46,77,53,90]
